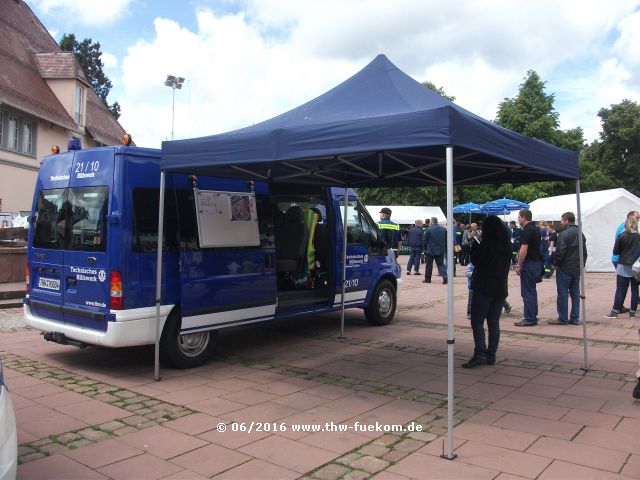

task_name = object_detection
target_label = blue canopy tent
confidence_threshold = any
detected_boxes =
[158,54,585,460]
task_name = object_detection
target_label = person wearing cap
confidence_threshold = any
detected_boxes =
[378,207,401,254]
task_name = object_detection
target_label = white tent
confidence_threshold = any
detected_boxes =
[365,205,446,225]
[506,188,640,272]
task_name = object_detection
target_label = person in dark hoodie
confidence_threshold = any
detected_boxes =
[462,215,512,368]
[605,215,640,318]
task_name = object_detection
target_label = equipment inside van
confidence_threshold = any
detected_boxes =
[24,146,401,368]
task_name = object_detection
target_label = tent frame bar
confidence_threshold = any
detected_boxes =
[576,180,589,370]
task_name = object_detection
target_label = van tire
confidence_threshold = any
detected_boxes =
[160,311,216,368]
[364,279,396,326]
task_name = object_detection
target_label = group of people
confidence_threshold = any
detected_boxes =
[381,206,640,399]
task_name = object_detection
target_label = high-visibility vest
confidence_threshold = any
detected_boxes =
[303,209,320,270]
[378,221,400,250]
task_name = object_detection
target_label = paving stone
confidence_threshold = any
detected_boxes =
[121,415,147,427]
[349,455,390,473]
[39,443,69,456]
[31,438,52,448]
[113,426,138,436]
[373,434,401,447]
[393,439,423,453]
[337,453,362,465]
[407,431,437,443]
[57,432,82,444]
[343,470,370,480]
[78,428,110,442]
[66,439,94,449]
[20,452,47,463]
[98,420,126,432]
[383,449,409,463]
[94,393,119,403]
[358,444,390,457]
[114,390,138,399]
[312,463,350,480]
[18,445,37,456]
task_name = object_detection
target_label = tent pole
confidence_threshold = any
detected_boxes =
[340,186,348,339]
[442,145,457,460]
[576,180,589,371]
[154,171,166,381]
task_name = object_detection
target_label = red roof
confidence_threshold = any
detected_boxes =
[0,0,126,145]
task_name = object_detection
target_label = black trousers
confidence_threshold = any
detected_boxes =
[424,254,446,281]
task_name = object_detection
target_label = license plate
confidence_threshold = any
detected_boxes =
[38,277,60,291]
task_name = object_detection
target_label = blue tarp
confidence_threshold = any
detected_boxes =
[162,54,578,186]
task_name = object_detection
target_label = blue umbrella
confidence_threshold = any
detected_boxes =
[483,198,529,212]
[453,202,485,214]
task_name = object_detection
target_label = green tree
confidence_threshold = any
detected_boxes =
[59,33,121,119]
[422,81,455,101]
[579,99,640,195]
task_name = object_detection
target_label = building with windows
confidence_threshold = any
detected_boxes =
[0,0,126,213]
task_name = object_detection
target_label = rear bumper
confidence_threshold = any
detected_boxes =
[0,385,17,480]
[23,304,173,348]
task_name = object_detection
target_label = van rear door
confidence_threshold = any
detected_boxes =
[62,150,114,331]
[28,153,73,322]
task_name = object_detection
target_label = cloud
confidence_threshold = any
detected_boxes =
[118,1,640,147]
[31,0,133,26]
[101,52,118,69]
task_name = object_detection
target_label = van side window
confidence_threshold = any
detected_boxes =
[33,188,67,250]
[132,188,179,252]
[357,201,382,254]
[340,200,363,244]
[68,186,108,252]
[176,189,199,250]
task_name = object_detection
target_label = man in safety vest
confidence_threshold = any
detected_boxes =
[378,207,400,254]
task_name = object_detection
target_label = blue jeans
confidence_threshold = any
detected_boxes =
[470,291,504,361]
[407,248,422,273]
[521,261,541,322]
[613,275,638,312]
[556,267,580,323]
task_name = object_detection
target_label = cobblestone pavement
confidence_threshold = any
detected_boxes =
[1,271,638,479]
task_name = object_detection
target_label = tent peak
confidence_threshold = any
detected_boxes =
[368,54,399,72]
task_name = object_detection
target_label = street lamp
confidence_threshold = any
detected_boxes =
[164,74,185,140]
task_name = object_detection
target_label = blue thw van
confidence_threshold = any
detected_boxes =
[24,145,401,367]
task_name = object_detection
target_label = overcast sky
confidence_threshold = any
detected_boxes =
[31,0,640,149]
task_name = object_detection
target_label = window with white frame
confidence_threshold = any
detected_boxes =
[0,109,37,156]
[7,115,18,150]
[22,120,33,154]
[75,85,83,124]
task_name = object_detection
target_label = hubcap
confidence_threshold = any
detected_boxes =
[177,332,210,357]
[378,289,393,317]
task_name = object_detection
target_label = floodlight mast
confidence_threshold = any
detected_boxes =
[164,74,185,140]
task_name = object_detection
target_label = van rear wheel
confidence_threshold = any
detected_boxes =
[364,279,396,326]
[160,311,216,368]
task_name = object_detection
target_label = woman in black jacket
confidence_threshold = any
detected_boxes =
[463,215,512,368]
[605,217,640,318]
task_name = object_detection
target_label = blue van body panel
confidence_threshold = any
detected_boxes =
[26,147,401,347]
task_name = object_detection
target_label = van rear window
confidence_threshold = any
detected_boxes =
[32,186,108,252]
[33,188,66,249]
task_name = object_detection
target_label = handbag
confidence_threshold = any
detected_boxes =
[633,257,640,282]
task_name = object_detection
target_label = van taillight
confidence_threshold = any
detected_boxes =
[110,270,123,310]
[26,261,30,294]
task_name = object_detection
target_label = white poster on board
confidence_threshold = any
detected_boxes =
[194,189,260,248]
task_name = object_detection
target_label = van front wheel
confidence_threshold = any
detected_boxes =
[160,312,216,368]
[364,279,396,326]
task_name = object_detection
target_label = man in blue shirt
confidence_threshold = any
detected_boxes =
[423,217,448,284]
[406,219,424,275]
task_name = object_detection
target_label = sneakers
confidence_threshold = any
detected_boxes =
[406,271,411,275]
[462,356,487,368]
[504,303,512,314]
[548,318,567,325]
[443,278,448,284]
[514,319,538,327]
[630,311,636,318]
[620,306,630,314]
[604,310,619,319]
[422,280,431,283]
[568,320,581,325]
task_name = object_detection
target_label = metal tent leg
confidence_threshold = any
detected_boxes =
[154,171,166,381]
[576,180,589,371]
